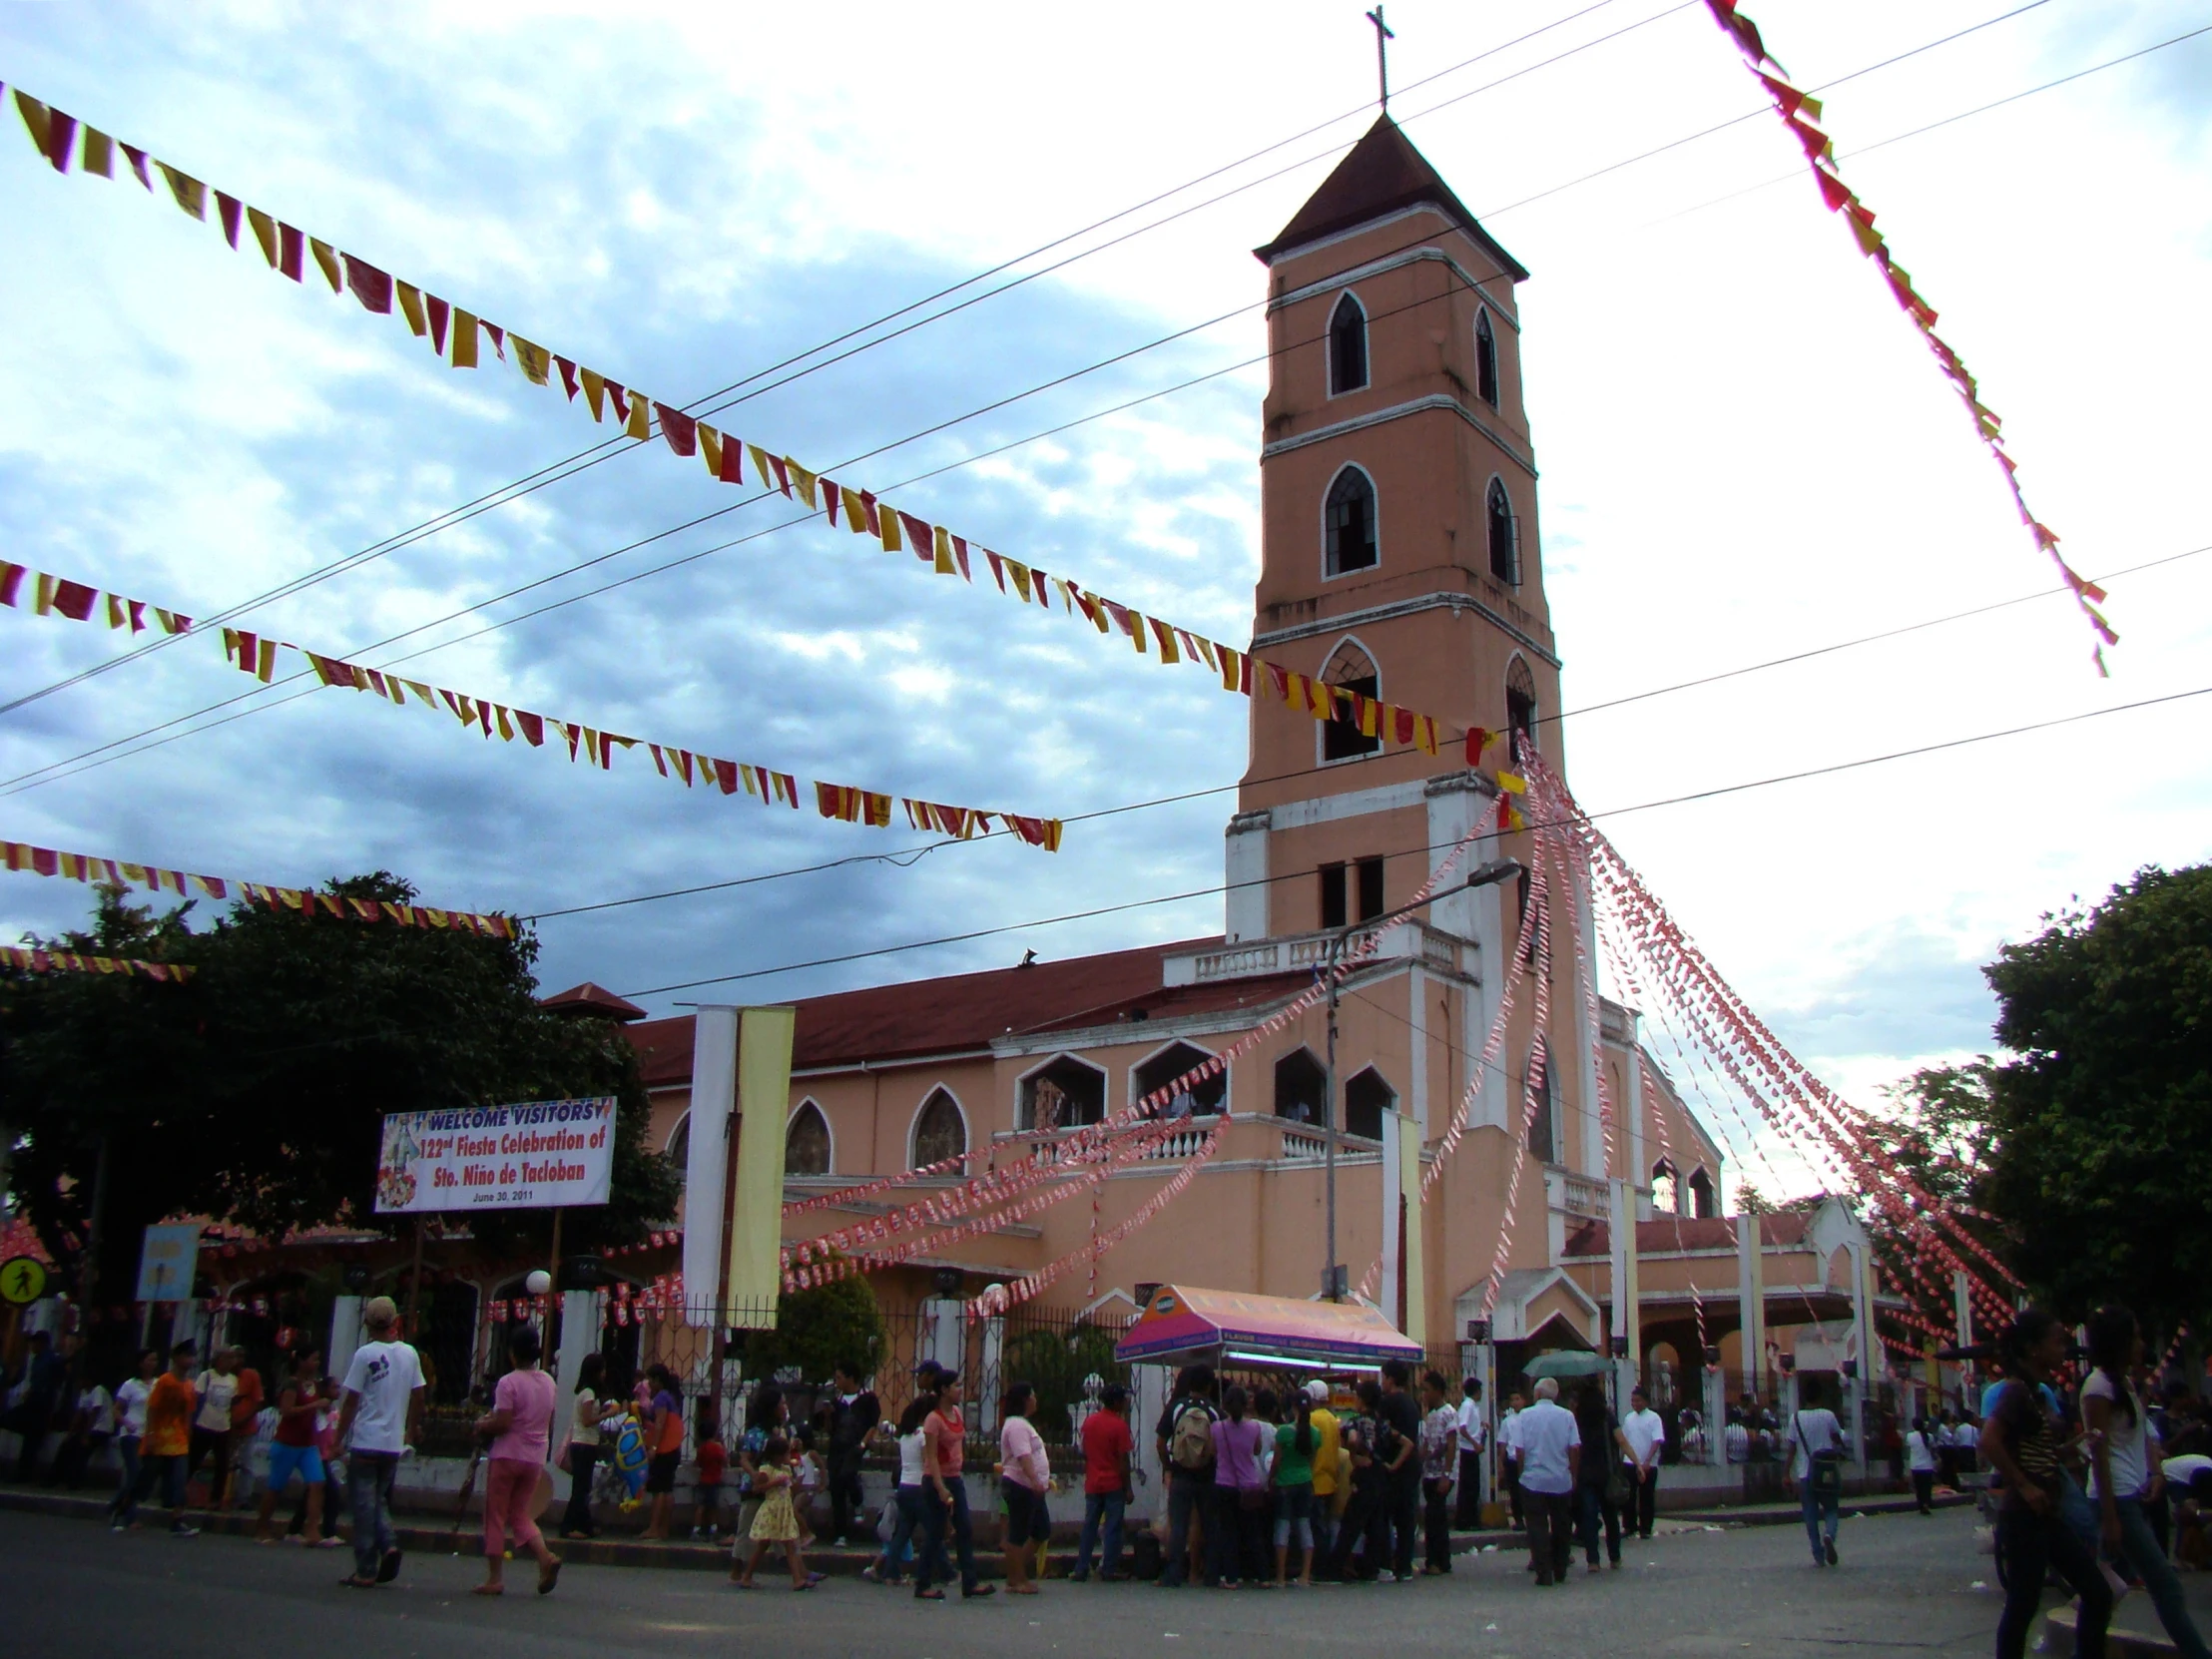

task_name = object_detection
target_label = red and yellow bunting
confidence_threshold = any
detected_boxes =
[0,548,1061,848]
[1,944,192,981]
[3,836,516,936]
[1699,1,2116,672]
[4,80,1466,758]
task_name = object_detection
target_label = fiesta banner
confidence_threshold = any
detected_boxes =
[3,834,515,936]
[2,943,193,980]
[0,548,1061,849]
[1699,0,2116,671]
[373,1096,617,1214]
[1,83,1461,759]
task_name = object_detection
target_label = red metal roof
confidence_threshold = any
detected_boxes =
[626,936,1283,1086]
[1254,114,1528,278]
[541,981,649,1022]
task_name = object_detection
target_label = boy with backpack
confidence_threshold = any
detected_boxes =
[1153,1366,1221,1588]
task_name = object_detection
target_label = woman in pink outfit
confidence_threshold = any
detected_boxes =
[473,1327,561,1596]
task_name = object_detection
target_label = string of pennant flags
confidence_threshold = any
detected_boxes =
[2,81,1479,765]
[1,943,193,980]
[1699,0,2116,672]
[2,835,517,936]
[0,551,1063,850]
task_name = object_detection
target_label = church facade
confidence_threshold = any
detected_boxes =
[620,118,1739,1374]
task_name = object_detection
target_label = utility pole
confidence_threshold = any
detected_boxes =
[1322,857,1521,1301]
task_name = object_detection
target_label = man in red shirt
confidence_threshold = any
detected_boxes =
[1072,1383,1133,1581]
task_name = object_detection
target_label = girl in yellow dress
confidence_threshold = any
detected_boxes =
[733,1436,820,1590]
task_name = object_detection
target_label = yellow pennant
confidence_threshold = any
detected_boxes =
[158,163,208,221]
[247,206,278,267]
[81,127,114,178]
[512,335,551,386]
[932,526,956,576]
[624,392,650,440]
[699,423,724,477]
[308,237,341,292]
[451,308,479,368]
[580,366,607,420]
[396,280,428,337]
[786,460,819,509]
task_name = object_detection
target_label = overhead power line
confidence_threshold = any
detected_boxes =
[613,678,2212,997]
[0,0,1658,721]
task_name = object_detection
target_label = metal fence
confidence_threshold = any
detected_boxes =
[458,1297,1139,1459]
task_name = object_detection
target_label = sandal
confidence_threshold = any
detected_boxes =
[471,1583,504,1596]
[793,1578,817,1592]
[339,1575,378,1590]
[537,1558,562,1596]
[914,1587,945,1600]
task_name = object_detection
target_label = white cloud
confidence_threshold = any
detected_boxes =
[0,0,2203,1135]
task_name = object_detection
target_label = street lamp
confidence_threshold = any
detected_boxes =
[1322,856,1522,1301]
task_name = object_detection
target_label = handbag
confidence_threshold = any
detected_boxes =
[1605,1462,1631,1509]
[555,1440,572,1474]
[1795,1416,1844,1499]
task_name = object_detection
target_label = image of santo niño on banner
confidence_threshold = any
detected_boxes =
[374,1097,617,1213]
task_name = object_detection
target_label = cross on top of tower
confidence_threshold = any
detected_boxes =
[1366,5,1394,111]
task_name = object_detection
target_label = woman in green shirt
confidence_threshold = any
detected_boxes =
[1273,1390,1320,1587]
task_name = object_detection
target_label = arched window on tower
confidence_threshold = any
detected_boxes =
[1506,657,1538,751]
[1486,477,1518,584]
[1329,292,1369,394]
[1320,639,1381,762]
[910,1088,967,1170]
[1325,466,1378,576]
[1651,1159,1680,1215]
[1527,1040,1558,1164]
[786,1101,831,1177]
[1474,308,1500,408]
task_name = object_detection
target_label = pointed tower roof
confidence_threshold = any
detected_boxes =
[1254,114,1527,279]
[539,980,648,1022]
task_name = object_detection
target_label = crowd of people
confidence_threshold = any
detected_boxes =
[16,1293,2212,1659]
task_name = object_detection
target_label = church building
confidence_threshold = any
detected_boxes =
[614,116,1760,1387]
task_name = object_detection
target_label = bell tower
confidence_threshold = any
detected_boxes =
[1224,115,1560,945]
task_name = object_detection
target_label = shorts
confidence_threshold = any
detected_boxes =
[646,1451,680,1494]
[695,1483,722,1507]
[1002,1479,1051,1546]
[267,1441,324,1491]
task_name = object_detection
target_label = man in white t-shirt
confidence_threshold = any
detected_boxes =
[1514,1380,1581,1587]
[1453,1378,1487,1528]
[1788,1388,1850,1568]
[1497,1391,1526,1528]
[1618,1386,1666,1540]
[335,1297,425,1590]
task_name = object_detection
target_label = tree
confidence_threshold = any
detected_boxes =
[740,1271,885,1384]
[1866,1062,2004,1344]
[1975,864,2212,1339]
[1,874,679,1301]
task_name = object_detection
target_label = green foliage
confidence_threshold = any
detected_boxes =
[1867,1062,2004,1341]
[1975,864,2212,1337]
[1005,1321,1126,1440]
[1,875,680,1297]
[742,1272,885,1384]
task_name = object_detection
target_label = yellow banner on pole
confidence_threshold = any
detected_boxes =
[725,1005,797,1327]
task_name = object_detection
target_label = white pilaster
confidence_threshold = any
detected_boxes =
[1627,1033,1650,1222]
[1224,812,1270,942]
[1408,965,1429,1137]
[1569,848,1604,1180]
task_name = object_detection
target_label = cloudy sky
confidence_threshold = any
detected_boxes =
[2,0,2206,1192]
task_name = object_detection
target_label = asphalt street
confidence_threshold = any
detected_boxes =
[10,1504,2187,1658]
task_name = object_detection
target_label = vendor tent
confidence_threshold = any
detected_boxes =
[1114,1284,1421,1373]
